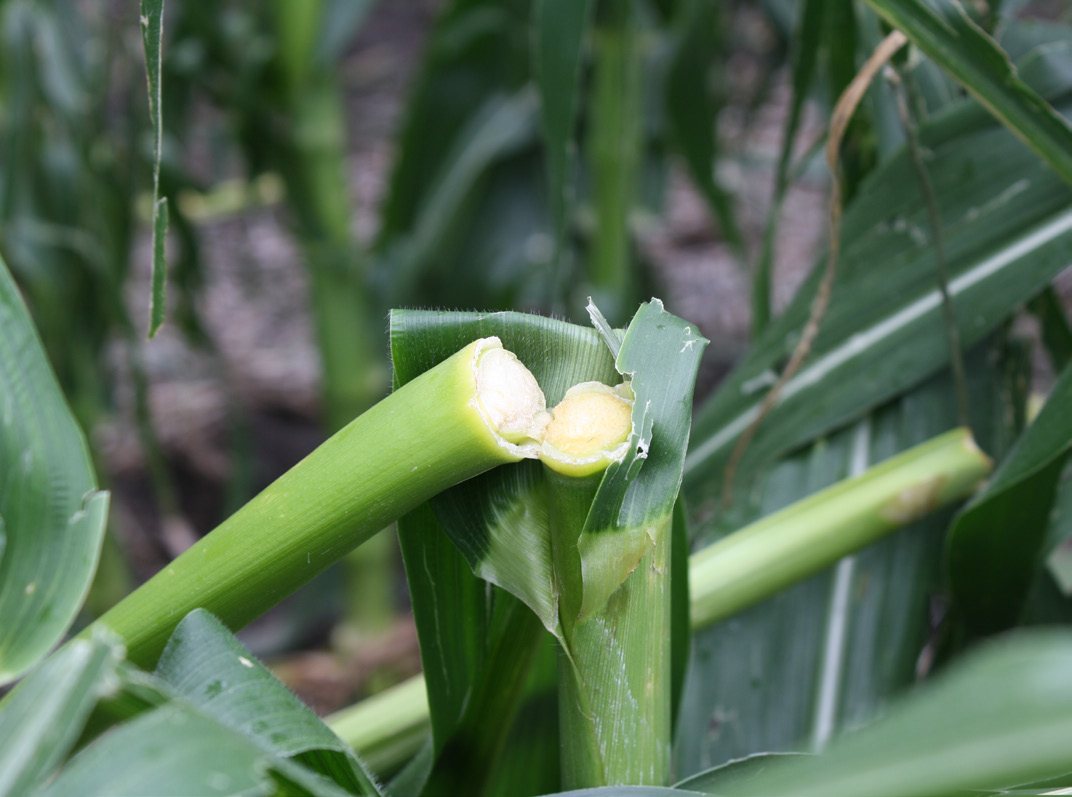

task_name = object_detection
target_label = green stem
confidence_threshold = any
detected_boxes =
[326,676,431,778]
[84,339,546,667]
[690,427,991,628]
[270,0,384,429]
[271,0,392,636]
[587,0,643,324]
[546,469,672,788]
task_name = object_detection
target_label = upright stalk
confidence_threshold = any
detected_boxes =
[540,382,672,787]
[269,0,391,638]
[587,0,643,323]
[85,338,549,667]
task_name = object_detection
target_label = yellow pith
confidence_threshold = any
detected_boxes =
[543,390,632,458]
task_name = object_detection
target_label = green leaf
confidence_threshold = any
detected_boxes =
[0,636,122,795]
[381,91,538,305]
[676,339,1022,775]
[536,790,709,797]
[375,0,533,253]
[140,0,168,338]
[684,45,1072,499]
[716,631,1072,797]
[579,300,707,616]
[948,358,1072,634]
[39,702,352,797]
[1029,287,1072,371]
[534,0,594,252]
[0,253,109,683]
[864,0,1072,187]
[674,753,812,794]
[154,609,383,796]
[752,0,826,334]
[664,0,744,268]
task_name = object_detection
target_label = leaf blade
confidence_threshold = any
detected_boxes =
[0,253,109,683]
[948,358,1072,634]
[154,609,383,796]
[864,0,1072,187]
[685,49,1072,499]
[140,0,168,337]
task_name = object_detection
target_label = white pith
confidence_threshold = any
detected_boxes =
[472,338,549,454]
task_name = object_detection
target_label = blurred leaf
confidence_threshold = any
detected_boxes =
[154,609,383,796]
[864,0,1072,187]
[316,0,378,67]
[0,636,122,795]
[1029,287,1072,371]
[948,358,1072,634]
[0,254,109,684]
[140,0,168,337]
[664,0,743,263]
[684,45,1072,502]
[39,702,352,797]
[752,0,826,334]
[715,631,1072,797]
[381,90,538,304]
[534,789,708,797]
[534,0,594,252]
[376,0,532,248]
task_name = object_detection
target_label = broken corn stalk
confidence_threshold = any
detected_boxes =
[85,337,549,667]
[689,427,992,629]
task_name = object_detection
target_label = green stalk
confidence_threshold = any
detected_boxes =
[552,475,672,787]
[269,0,391,636]
[690,427,991,628]
[329,427,991,773]
[269,0,384,429]
[587,0,643,324]
[326,676,431,778]
[84,338,548,667]
[541,382,672,788]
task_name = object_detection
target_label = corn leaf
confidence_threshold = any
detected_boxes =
[0,636,122,796]
[154,610,383,796]
[578,300,707,616]
[139,0,168,338]
[38,702,352,797]
[676,337,1025,775]
[948,358,1072,634]
[535,789,708,797]
[684,43,1072,500]
[1029,287,1072,371]
[674,753,812,793]
[864,0,1072,188]
[0,254,109,684]
[712,630,1072,797]
[664,0,743,267]
[752,0,826,333]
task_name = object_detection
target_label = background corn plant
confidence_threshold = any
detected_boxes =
[4,0,1072,795]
